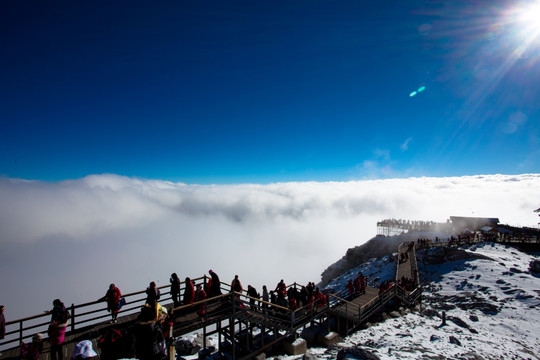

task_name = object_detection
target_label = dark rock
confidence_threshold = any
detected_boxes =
[422,309,441,318]
[469,315,479,322]
[460,351,486,360]
[303,352,319,360]
[510,267,523,274]
[447,316,470,329]
[529,260,540,273]
[336,347,380,360]
[449,335,461,346]
[430,334,441,341]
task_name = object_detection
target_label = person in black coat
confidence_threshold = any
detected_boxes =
[170,274,181,307]
[146,282,161,319]
[208,270,222,297]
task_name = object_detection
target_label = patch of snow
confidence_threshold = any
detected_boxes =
[278,242,540,359]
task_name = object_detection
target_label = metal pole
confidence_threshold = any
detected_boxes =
[169,309,175,360]
[71,304,75,332]
[19,320,23,345]
[231,294,236,360]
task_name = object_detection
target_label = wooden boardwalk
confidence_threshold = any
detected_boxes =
[1,242,423,360]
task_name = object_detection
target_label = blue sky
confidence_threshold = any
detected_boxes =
[1,0,539,183]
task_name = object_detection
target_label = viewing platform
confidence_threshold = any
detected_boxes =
[1,242,424,360]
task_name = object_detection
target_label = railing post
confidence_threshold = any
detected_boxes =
[19,320,23,345]
[71,304,75,332]
[327,300,331,333]
[169,308,175,360]
[231,293,236,360]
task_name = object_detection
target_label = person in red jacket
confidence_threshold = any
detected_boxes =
[314,288,327,308]
[231,275,243,301]
[275,279,287,298]
[100,284,122,323]
[360,275,367,294]
[183,277,195,305]
[195,284,207,317]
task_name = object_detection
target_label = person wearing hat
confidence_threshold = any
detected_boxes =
[20,333,44,360]
[71,340,98,360]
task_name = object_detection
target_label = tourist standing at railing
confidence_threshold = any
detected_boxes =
[354,276,360,294]
[347,279,354,299]
[275,279,286,298]
[360,274,367,294]
[170,273,181,307]
[209,269,222,297]
[0,305,5,341]
[99,284,122,323]
[47,299,70,360]
[299,286,309,307]
[195,284,207,317]
[306,282,315,299]
[183,277,195,305]
[314,288,327,308]
[231,275,243,301]
[262,286,269,313]
[146,282,161,306]
[145,282,161,320]
[247,285,260,310]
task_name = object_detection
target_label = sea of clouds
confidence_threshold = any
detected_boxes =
[1,173,539,319]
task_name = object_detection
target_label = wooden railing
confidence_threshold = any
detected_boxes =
[2,238,440,352]
[0,276,210,350]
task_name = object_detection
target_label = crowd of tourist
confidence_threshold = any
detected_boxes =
[2,269,329,360]
[1,236,428,360]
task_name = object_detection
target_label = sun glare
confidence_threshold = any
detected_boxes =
[512,0,540,37]
[517,1,540,32]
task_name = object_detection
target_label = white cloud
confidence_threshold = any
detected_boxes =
[0,174,539,319]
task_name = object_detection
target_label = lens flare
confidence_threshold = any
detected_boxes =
[516,1,540,33]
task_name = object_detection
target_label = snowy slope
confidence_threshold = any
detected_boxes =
[279,242,540,360]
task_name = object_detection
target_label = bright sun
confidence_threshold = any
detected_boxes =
[515,0,540,33]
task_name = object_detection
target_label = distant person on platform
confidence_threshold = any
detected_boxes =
[209,269,223,297]
[262,286,269,313]
[183,277,195,305]
[47,299,70,360]
[99,284,122,323]
[231,275,243,301]
[0,305,5,341]
[247,285,260,310]
[145,281,161,319]
[170,273,181,307]
[195,284,207,317]
[146,282,161,307]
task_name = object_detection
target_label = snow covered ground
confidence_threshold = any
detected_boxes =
[274,242,540,360]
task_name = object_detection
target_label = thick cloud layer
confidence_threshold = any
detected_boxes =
[1,174,539,319]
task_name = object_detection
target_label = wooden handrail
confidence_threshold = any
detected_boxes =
[0,275,211,349]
